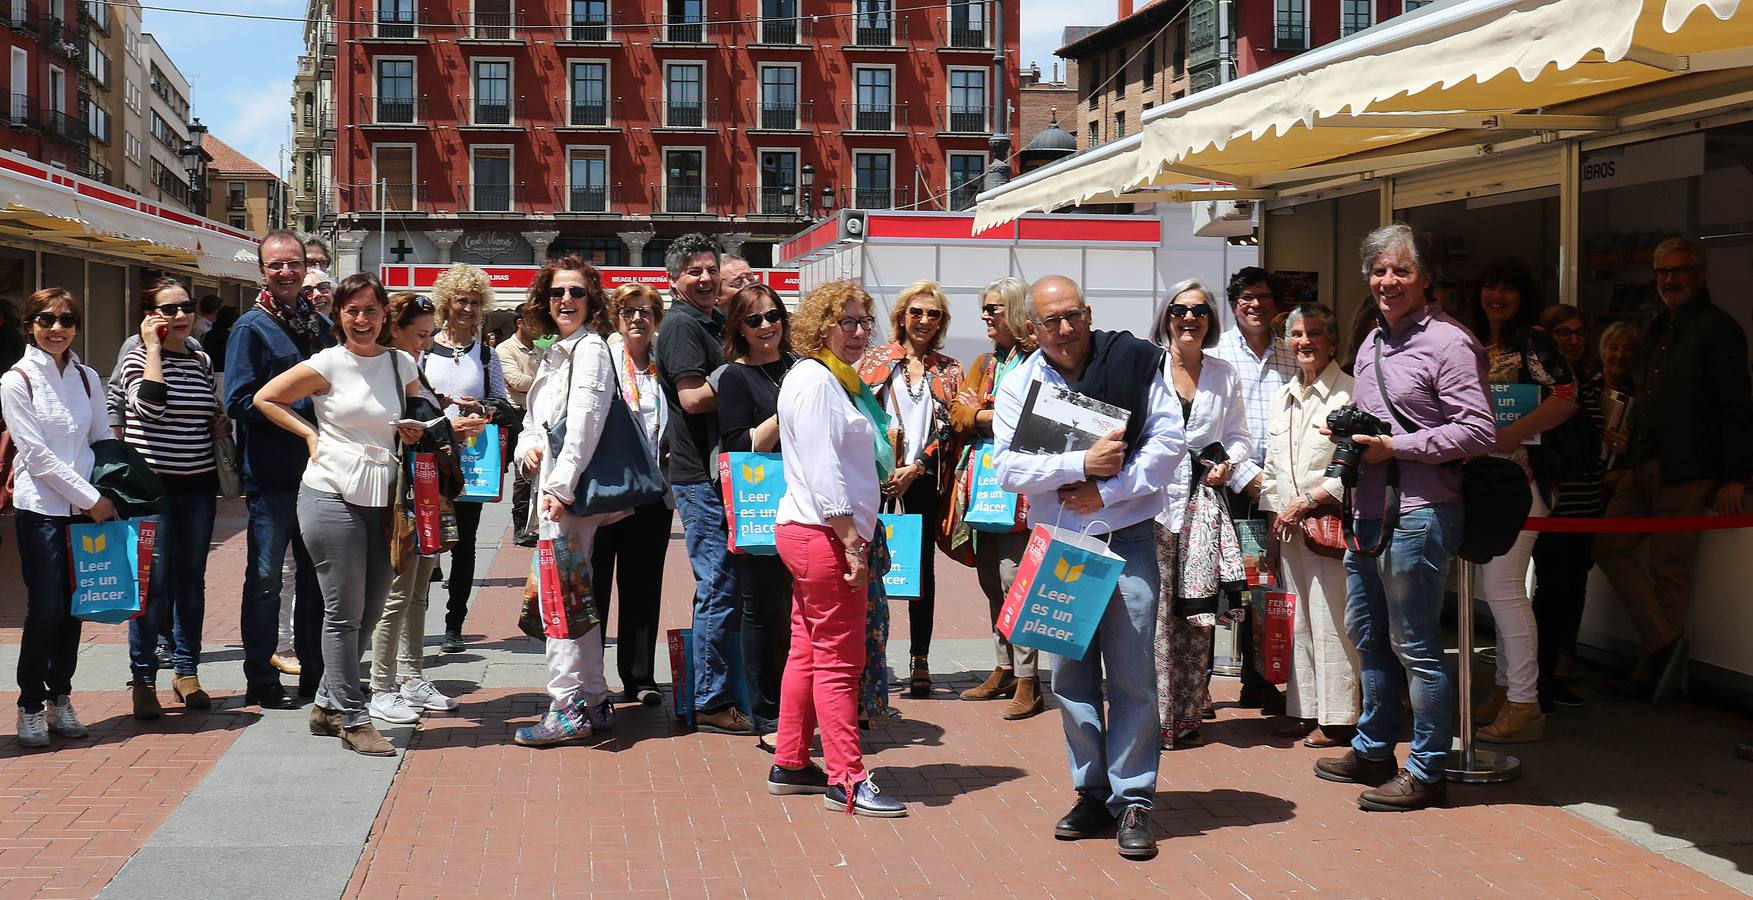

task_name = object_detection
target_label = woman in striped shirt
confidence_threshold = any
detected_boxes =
[119,278,228,719]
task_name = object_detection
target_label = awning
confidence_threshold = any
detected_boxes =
[975,0,1753,229]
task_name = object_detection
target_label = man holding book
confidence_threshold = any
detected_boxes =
[992,275,1183,860]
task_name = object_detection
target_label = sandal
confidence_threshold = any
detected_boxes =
[907,657,931,698]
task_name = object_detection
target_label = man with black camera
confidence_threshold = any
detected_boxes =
[1313,224,1496,812]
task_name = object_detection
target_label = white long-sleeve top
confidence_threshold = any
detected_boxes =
[993,350,1184,538]
[1,345,106,516]
[516,328,614,508]
[1258,361,1352,515]
[775,359,882,541]
[1157,353,1255,533]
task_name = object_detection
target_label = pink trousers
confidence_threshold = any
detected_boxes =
[773,523,867,788]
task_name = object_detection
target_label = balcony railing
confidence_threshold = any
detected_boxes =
[563,97,620,127]
[945,104,987,133]
[846,101,906,132]
[44,16,80,60]
[948,182,980,210]
[362,95,426,125]
[567,184,612,213]
[5,0,39,32]
[468,11,521,40]
[373,11,421,38]
[851,186,912,210]
[757,101,807,131]
[662,98,718,128]
[851,16,906,46]
[758,16,811,44]
[660,17,709,43]
[348,181,427,212]
[45,109,87,145]
[658,184,717,214]
[465,181,523,213]
[1274,23,1306,50]
[943,9,989,48]
[470,96,523,126]
[754,186,802,216]
[6,93,34,127]
[566,15,610,41]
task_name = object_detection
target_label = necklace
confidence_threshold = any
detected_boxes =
[903,358,928,402]
[753,358,785,392]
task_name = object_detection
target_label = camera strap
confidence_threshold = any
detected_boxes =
[1340,335,1404,557]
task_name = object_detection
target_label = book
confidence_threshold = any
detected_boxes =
[1599,388,1634,465]
[1010,381,1130,456]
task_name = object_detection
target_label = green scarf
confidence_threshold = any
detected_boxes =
[815,349,894,481]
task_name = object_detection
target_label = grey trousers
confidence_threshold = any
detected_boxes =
[973,530,1039,679]
[298,487,391,728]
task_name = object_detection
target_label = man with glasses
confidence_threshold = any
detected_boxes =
[1594,237,1752,702]
[993,275,1183,860]
[655,232,750,736]
[498,301,546,547]
[719,254,755,313]
[1209,266,1299,717]
[222,229,333,710]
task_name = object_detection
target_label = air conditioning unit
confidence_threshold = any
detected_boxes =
[1192,199,1256,238]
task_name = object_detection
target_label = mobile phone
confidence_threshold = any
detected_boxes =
[156,325,169,340]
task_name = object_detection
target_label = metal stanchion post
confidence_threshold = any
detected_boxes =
[1446,560,1521,783]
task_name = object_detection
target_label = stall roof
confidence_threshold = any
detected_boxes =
[974,0,1753,229]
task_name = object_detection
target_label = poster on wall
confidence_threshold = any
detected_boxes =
[1274,271,1318,305]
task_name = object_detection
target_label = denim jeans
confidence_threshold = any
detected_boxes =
[1344,504,1462,783]
[14,510,81,712]
[673,480,743,713]
[128,492,217,683]
[242,490,324,691]
[1049,520,1162,817]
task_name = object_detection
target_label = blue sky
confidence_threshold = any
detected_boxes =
[146,0,1112,184]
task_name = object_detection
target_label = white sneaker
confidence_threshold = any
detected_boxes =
[399,677,458,712]
[16,708,49,748]
[44,695,88,738]
[368,691,421,725]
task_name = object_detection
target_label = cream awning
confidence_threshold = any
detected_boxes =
[974,0,1753,229]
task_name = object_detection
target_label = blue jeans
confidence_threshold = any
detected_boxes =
[242,490,323,690]
[673,481,743,713]
[1344,504,1462,783]
[1049,520,1162,817]
[14,511,81,712]
[128,492,217,683]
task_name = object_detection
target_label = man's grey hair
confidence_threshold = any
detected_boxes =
[303,236,331,260]
[1653,236,1706,271]
[666,233,722,280]
[1358,222,1432,278]
[1151,279,1219,345]
[1284,302,1340,346]
[722,252,747,267]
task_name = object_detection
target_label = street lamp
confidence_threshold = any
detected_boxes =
[822,184,836,215]
[180,117,209,211]
[800,163,815,219]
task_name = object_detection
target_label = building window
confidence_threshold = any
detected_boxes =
[1276,0,1308,49]
[88,104,110,143]
[125,27,139,59]
[567,147,608,212]
[470,146,513,211]
[853,152,893,209]
[303,151,316,191]
[569,0,608,40]
[373,145,416,209]
[1341,0,1372,35]
[125,133,143,163]
[472,60,512,124]
[228,181,247,209]
[1113,48,1125,98]
[853,67,893,131]
[664,63,704,127]
[377,0,416,37]
[947,152,984,210]
[1114,111,1125,139]
[1087,120,1098,146]
[474,0,513,39]
[663,148,705,212]
[124,78,140,112]
[948,0,986,48]
[759,65,798,130]
[375,59,416,122]
[230,214,247,228]
[758,150,798,214]
[760,0,799,43]
[1141,39,1154,89]
[948,68,985,133]
[569,62,607,125]
[1087,56,1100,110]
[86,43,110,87]
[1404,0,1434,10]
[665,0,703,42]
[854,0,892,46]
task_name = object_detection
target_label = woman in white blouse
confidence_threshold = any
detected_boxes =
[1256,303,1361,748]
[3,288,113,748]
[1151,280,1254,748]
[511,256,620,747]
[257,274,423,757]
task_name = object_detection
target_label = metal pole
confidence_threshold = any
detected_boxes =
[1446,560,1521,783]
[378,178,387,274]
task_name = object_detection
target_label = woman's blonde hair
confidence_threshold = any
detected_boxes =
[431,263,493,327]
[983,276,1034,353]
[1598,320,1641,359]
[791,280,872,356]
[887,280,950,353]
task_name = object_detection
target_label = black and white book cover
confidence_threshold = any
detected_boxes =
[1011,381,1130,455]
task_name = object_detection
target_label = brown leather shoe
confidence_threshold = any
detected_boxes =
[695,706,752,735]
[1358,769,1446,812]
[959,666,1017,701]
[1001,676,1045,720]
[1305,725,1356,748]
[1313,750,1395,786]
[130,682,163,721]
[1273,718,1318,738]
[172,675,211,711]
[308,704,342,736]
[341,721,397,756]
[1476,701,1546,744]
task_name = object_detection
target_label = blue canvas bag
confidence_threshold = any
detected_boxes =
[996,524,1126,660]
[718,451,786,555]
[69,518,151,624]
[963,439,1021,532]
[458,424,503,502]
[878,512,924,598]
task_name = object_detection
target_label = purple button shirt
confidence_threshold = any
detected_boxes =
[1351,302,1496,514]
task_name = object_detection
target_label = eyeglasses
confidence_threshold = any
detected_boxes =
[153,301,198,317]
[743,309,784,329]
[618,306,656,321]
[263,260,304,272]
[1035,308,1088,331]
[298,284,332,298]
[980,303,1004,317]
[1235,292,1274,304]
[1167,303,1214,319]
[1551,326,1586,340]
[725,275,758,290]
[548,286,591,300]
[453,297,485,309]
[31,312,80,329]
[907,306,943,322]
[1654,266,1700,277]
[836,316,878,334]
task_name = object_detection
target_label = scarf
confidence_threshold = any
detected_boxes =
[255,288,325,355]
[1067,330,1164,463]
[815,349,894,481]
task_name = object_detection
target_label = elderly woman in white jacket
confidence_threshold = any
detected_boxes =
[1151,280,1254,748]
[1257,303,1361,748]
[511,256,619,747]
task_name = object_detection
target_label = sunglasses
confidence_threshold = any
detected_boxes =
[980,303,1004,317]
[31,312,79,329]
[548,286,591,300]
[907,306,943,322]
[153,301,198,317]
[1168,303,1214,319]
[743,308,785,329]
[298,284,332,297]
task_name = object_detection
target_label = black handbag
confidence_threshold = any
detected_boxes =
[547,338,666,517]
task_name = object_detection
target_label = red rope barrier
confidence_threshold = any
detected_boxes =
[1522,514,1753,533]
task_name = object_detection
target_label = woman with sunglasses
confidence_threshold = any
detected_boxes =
[116,278,229,719]
[425,263,510,655]
[854,280,963,699]
[4,289,112,748]
[1150,280,1254,749]
[718,284,797,749]
[590,283,671,707]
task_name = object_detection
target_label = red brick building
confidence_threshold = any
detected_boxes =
[1235,1,1436,78]
[317,0,1020,274]
[1,0,89,173]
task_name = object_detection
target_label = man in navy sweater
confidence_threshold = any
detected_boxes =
[223,230,333,709]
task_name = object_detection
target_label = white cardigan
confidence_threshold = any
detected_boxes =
[516,329,615,509]
[0,345,105,516]
[775,359,881,542]
[1157,353,1254,532]
[1259,361,1352,515]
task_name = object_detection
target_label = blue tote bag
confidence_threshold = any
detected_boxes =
[70,518,151,624]
[878,512,924,598]
[996,524,1126,660]
[458,424,503,502]
[719,451,786,555]
[963,439,1021,532]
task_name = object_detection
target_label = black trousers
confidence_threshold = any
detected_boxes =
[900,476,941,661]
[738,552,794,732]
[1533,530,1593,683]
[591,500,672,693]
[443,500,485,634]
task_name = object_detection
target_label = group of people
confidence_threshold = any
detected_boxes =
[4,221,1749,852]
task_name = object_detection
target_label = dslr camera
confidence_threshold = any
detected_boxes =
[1324,404,1390,487]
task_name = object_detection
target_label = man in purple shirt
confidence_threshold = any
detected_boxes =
[1313,224,1495,812]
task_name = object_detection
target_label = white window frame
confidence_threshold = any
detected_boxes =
[467,143,515,211]
[945,150,986,194]
[371,142,418,210]
[1275,0,1310,49]
[756,62,801,129]
[373,55,419,124]
[568,0,612,39]
[663,0,705,41]
[851,63,897,132]
[755,145,800,214]
[945,0,989,46]
[470,56,515,125]
[47,65,66,115]
[660,145,707,213]
[661,60,707,128]
[87,102,109,143]
[565,144,611,211]
[850,148,896,208]
[124,26,139,60]
[945,65,987,133]
[566,58,611,126]
[469,0,517,38]
[375,0,418,36]
[1340,0,1373,36]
